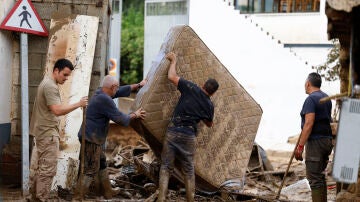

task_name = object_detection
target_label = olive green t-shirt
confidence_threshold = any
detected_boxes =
[29,76,61,139]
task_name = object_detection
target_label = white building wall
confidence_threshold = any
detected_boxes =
[109,0,122,78]
[0,1,14,124]
[244,0,331,67]
[188,0,339,149]
[109,0,122,107]
[0,0,14,153]
[143,0,189,76]
[289,46,333,66]
[143,0,339,149]
[248,13,329,44]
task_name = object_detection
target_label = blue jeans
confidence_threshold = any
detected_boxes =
[160,130,196,177]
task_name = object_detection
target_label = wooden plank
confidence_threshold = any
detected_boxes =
[30,14,99,191]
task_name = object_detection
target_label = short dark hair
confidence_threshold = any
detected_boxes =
[204,78,219,95]
[307,72,322,88]
[53,58,74,72]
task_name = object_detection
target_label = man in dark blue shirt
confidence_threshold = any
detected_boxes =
[295,72,333,202]
[157,52,219,202]
[74,75,146,199]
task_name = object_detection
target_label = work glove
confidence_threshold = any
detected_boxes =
[294,144,304,161]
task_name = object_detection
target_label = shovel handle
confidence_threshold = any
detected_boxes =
[275,133,301,199]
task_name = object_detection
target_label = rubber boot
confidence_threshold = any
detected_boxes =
[321,185,328,202]
[157,169,170,202]
[28,176,37,201]
[184,176,195,202]
[311,186,327,202]
[73,175,93,200]
[99,168,121,199]
[93,172,101,195]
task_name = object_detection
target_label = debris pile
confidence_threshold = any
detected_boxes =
[55,137,336,201]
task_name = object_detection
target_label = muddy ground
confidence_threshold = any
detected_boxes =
[0,144,337,202]
[0,125,338,202]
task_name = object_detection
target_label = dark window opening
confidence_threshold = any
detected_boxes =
[234,0,320,14]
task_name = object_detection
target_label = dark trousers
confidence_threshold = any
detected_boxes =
[305,137,333,189]
[160,130,196,177]
[80,141,107,177]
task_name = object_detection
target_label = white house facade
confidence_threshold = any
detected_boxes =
[0,1,14,156]
[144,0,339,149]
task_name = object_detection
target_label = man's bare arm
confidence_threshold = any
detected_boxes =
[49,96,88,116]
[166,52,180,86]
[130,79,147,91]
[299,113,315,146]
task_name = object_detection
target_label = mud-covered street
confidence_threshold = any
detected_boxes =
[1,138,337,202]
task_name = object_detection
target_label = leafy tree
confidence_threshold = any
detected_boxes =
[312,39,340,81]
[120,0,144,84]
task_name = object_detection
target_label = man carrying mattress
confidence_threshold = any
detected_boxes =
[157,52,219,202]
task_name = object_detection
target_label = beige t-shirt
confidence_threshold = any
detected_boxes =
[29,76,61,139]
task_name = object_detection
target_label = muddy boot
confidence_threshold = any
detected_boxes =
[92,172,102,196]
[321,185,327,202]
[311,186,327,202]
[73,175,93,200]
[157,169,170,202]
[99,168,121,199]
[184,176,195,202]
[28,176,37,201]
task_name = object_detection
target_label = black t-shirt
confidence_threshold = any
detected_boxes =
[169,78,214,136]
[300,90,332,139]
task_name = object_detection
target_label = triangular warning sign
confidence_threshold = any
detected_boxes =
[0,0,48,36]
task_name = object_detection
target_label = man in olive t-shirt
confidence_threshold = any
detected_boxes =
[29,58,88,201]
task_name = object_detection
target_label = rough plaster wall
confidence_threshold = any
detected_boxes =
[9,0,110,153]
[0,0,14,125]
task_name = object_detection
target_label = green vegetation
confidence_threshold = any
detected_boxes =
[312,39,340,81]
[120,0,144,84]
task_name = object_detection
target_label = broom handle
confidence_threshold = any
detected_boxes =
[275,132,302,199]
[79,107,86,199]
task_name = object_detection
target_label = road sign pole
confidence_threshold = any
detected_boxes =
[0,0,47,196]
[20,32,29,196]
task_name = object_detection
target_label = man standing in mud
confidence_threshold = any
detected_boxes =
[29,58,88,201]
[157,52,219,202]
[295,72,333,202]
[74,75,146,199]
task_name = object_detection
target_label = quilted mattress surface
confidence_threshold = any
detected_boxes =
[131,25,262,190]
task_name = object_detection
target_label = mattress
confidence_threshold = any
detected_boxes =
[131,25,262,191]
